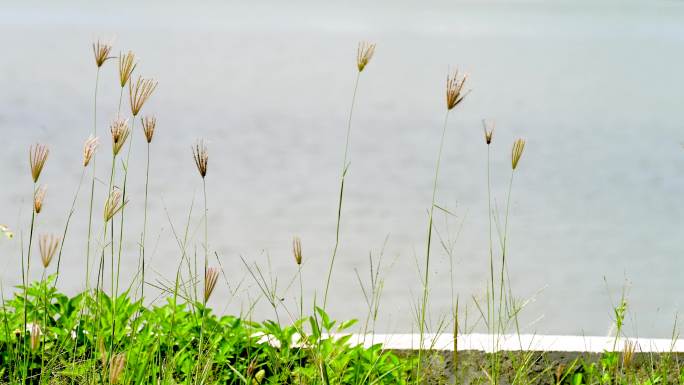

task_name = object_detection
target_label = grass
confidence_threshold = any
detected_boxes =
[0,39,680,385]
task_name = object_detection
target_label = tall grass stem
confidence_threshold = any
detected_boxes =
[323,71,361,310]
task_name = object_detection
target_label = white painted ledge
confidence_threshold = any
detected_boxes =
[327,334,683,353]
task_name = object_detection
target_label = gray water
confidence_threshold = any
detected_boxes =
[1,0,684,337]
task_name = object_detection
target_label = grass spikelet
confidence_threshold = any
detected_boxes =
[118,50,137,88]
[482,119,494,145]
[293,236,303,265]
[38,234,60,268]
[446,70,469,110]
[192,140,208,178]
[356,41,376,72]
[83,135,99,167]
[104,188,126,223]
[29,143,49,183]
[34,185,46,214]
[141,116,156,143]
[129,76,158,116]
[511,138,526,170]
[93,40,113,68]
[29,323,41,351]
[623,340,637,368]
[204,267,219,303]
[110,118,130,156]
[109,353,126,384]
[97,336,107,367]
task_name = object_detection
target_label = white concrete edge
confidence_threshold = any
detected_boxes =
[313,334,684,353]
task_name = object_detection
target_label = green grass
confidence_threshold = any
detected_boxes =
[1,281,683,384]
[0,277,417,384]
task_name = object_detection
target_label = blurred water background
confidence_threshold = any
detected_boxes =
[1,0,684,337]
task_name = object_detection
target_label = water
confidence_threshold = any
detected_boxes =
[1,0,684,337]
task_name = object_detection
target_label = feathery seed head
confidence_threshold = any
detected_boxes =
[29,143,49,183]
[204,266,219,303]
[511,138,526,170]
[129,76,157,116]
[482,119,494,145]
[93,40,113,68]
[192,140,208,178]
[141,116,157,143]
[34,185,46,214]
[446,70,469,110]
[357,41,376,72]
[83,135,99,167]
[110,118,130,156]
[97,336,107,367]
[109,353,126,384]
[118,51,137,88]
[292,236,302,265]
[39,234,60,268]
[623,340,636,368]
[104,188,126,223]
[29,324,41,351]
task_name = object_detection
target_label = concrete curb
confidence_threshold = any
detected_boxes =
[336,334,682,353]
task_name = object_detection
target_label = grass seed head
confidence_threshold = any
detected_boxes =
[39,234,60,268]
[29,143,49,183]
[511,138,526,170]
[357,41,376,72]
[622,340,636,368]
[118,50,137,88]
[110,118,130,156]
[292,236,302,265]
[29,324,41,351]
[93,40,113,68]
[83,135,99,167]
[109,353,126,384]
[555,364,565,384]
[104,188,126,223]
[129,76,158,116]
[97,336,107,367]
[34,185,46,214]
[446,70,469,110]
[204,266,219,303]
[192,140,208,178]
[482,119,494,145]
[141,116,157,143]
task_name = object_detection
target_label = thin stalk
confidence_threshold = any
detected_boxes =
[54,167,86,287]
[116,118,135,298]
[106,151,118,362]
[196,269,208,383]
[417,110,450,381]
[117,86,124,117]
[203,178,208,279]
[141,141,150,301]
[94,153,115,362]
[486,144,497,382]
[497,170,515,342]
[323,71,361,310]
[195,177,208,382]
[40,269,47,381]
[297,264,304,385]
[22,184,37,379]
[298,265,303,322]
[86,68,101,292]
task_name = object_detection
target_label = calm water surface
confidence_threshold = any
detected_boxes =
[1,0,684,337]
